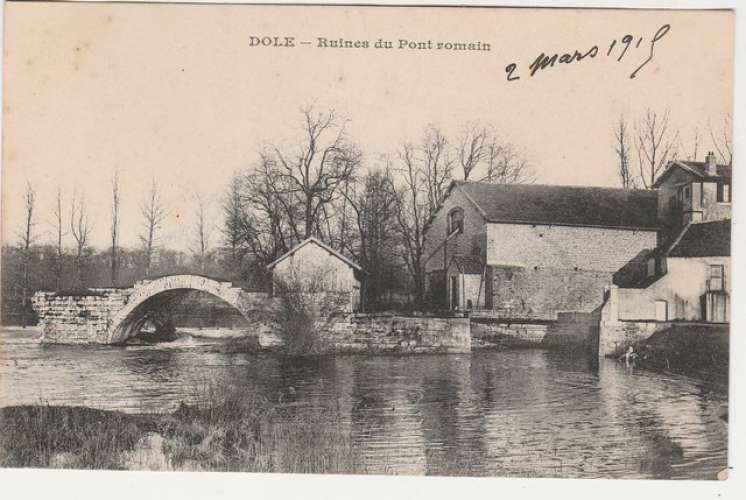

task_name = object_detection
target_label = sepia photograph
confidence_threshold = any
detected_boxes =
[0,0,739,493]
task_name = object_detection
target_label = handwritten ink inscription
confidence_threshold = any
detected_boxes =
[504,24,671,82]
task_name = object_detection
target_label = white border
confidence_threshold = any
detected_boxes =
[0,1,743,499]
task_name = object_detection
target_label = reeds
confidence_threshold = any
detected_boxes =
[0,381,359,473]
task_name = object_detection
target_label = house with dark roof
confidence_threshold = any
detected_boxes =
[606,219,730,323]
[604,151,733,325]
[654,151,731,239]
[422,181,659,318]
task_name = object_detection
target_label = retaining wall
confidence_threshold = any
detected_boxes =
[322,314,471,353]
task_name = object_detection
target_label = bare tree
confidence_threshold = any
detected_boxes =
[344,169,400,309]
[688,127,701,162]
[634,108,680,188]
[457,123,534,184]
[18,181,36,327]
[70,191,92,289]
[613,116,635,189]
[232,155,296,265]
[110,169,121,285]
[52,187,66,292]
[139,177,167,277]
[221,172,245,271]
[708,114,732,167]
[271,106,361,239]
[421,125,454,214]
[393,144,430,306]
[192,193,211,273]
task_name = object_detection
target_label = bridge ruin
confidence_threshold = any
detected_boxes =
[30,273,472,353]
[32,274,275,344]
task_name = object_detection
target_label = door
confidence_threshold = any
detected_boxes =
[655,300,668,321]
[450,275,459,310]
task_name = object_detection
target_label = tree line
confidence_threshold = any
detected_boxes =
[612,109,732,190]
[3,106,534,325]
[6,106,734,326]
[220,106,534,312]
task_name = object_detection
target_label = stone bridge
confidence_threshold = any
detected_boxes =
[32,274,275,344]
[31,274,471,353]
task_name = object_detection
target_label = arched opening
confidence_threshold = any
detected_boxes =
[111,288,253,344]
[105,274,262,344]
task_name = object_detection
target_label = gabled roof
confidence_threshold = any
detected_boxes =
[451,181,659,230]
[266,236,363,271]
[653,160,732,188]
[667,219,731,258]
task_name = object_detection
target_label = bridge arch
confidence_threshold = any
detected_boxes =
[107,275,260,344]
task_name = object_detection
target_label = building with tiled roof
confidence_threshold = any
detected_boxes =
[654,152,731,239]
[422,181,659,317]
[609,151,733,325]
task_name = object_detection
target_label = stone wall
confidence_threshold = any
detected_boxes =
[544,311,600,349]
[470,318,548,348]
[32,289,131,344]
[598,319,671,358]
[489,266,612,320]
[321,314,471,354]
[423,187,487,275]
[470,311,599,350]
[31,284,470,354]
[597,285,673,357]
[486,222,658,273]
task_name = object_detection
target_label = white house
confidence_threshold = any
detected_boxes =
[267,237,364,311]
[612,219,730,323]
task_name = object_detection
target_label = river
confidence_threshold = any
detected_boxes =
[0,327,727,479]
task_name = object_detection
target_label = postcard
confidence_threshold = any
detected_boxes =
[0,0,734,485]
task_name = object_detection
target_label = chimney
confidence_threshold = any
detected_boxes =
[705,151,718,176]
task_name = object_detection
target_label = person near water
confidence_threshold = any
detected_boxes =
[619,345,638,367]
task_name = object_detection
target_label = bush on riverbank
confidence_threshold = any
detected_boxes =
[0,382,358,473]
[272,266,334,355]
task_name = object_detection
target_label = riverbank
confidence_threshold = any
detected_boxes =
[629,324,729,388]
[0,383,359,473]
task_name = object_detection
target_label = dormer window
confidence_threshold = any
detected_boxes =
[448,208,464,234]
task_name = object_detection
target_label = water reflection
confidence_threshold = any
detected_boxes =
[0,328,727,479]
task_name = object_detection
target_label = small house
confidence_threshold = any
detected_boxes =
[267,237,364,311]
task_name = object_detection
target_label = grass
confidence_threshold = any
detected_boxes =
[0,405,155,469]
[0,382,359,473]
[632,323,729,386]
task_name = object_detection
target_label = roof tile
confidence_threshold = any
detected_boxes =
[456,182,659,230]
[668,220,731,258]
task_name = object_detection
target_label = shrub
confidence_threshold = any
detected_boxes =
[272,264,338,355]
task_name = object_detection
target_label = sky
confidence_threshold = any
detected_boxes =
[1,3,734,251]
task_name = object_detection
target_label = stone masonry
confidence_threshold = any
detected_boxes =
[32,275,273,344]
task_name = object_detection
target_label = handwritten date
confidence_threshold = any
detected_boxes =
[505,24,670,82]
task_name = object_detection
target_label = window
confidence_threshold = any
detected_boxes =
[709,264,724,291]
[448,208,464,235]
[717,183,731,203]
